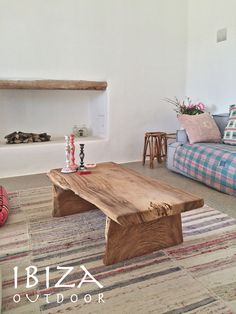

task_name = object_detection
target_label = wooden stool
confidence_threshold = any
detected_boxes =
[166,133,176,140]
[142,132,167,168]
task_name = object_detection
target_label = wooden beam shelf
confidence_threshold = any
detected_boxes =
[0,79,107,90]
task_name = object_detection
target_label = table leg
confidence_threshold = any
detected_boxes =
[103,214,183,265]
[52,185,97,217]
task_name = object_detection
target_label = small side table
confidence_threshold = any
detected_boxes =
[142,132,167,168]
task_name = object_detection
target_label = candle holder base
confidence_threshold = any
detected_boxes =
[78,166,87,171]
[70,164,78,171]
[61,167,76,174]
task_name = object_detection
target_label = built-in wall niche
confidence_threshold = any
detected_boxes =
[0,89,108,145]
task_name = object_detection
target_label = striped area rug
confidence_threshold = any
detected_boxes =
[0,187,236,314]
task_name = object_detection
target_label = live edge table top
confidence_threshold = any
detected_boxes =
[48,162,204,227]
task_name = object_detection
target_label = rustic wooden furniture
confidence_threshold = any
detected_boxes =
[48,162,204,265]
[142,132,167,168]
[166,132,177,140]
[142,132,177,168]
[0,79,107,90]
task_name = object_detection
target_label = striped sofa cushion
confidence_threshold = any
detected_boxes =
[223,104,236,145]
[0,186,10,226]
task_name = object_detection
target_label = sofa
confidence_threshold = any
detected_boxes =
[167,113,236,196]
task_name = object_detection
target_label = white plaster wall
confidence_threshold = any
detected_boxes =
[0,0,188,177]
[0,90,91,137]
[186,0,236,113]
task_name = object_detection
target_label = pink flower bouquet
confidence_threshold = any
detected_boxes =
[165,97,205,115]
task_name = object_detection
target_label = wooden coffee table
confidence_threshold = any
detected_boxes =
[48,162,204,265]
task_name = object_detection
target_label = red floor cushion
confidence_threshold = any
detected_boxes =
[0,186,10,226]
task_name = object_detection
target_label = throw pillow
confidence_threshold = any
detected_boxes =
[178,112,221,144]
[0,186,10,226]
[213,113,229,136]
[223,105,236,145]
[0,267,1,314]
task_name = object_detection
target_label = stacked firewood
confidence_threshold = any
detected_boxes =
[4,132,51,144]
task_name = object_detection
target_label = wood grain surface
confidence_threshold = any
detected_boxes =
[48,162,204,226]
[103,214,183,265]
[0,79,107,90]
[52,185,96,217]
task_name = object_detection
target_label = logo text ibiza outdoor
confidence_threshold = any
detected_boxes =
[13,265,105,304]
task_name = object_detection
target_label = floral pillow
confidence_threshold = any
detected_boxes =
[0,186,10,226]
[178,112,221,144]
[223,104,236,145]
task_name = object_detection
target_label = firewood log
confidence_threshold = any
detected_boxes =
[4,131,51,144]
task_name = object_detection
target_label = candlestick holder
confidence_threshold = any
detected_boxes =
[78,143,86,171]
[61,135,76,173]
[69,134,78,171]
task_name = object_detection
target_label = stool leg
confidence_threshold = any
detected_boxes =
[150,136,154,168]
[142,135,148,165]
[164,135,167,158]
[160,134,167,160]
[154,136,159,164]
[156,136,161,163]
